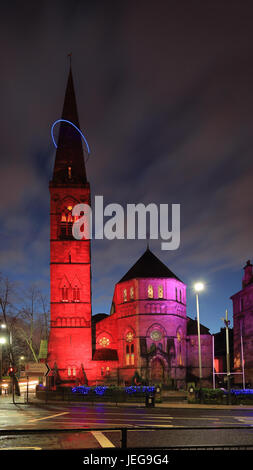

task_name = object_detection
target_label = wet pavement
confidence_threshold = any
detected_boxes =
[0,395,253,449]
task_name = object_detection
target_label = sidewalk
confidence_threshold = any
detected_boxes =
[0,393,31,408]
[1,394,253,410]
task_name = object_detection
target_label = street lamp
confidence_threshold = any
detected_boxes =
[0,336,7,393]
[222,310,231,404]
[194,282,205,387]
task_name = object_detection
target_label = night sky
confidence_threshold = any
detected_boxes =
[1,1,253,333]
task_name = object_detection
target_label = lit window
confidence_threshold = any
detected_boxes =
[130,344,134,365]
[158,285,163,298]
[62,286,69,302]
[150,330,162,342]
[123,289,127,302]
[130,286,134,300]
[177,330,183,366]
[67,367,71,377]
[106,366,110,376]
[99,336,110,347]
[60,206,74,239]
[72,367,76,376]
[126,331,134,343]
[148,285,153,299]
[73,286,80,302]
[68,166,72,179]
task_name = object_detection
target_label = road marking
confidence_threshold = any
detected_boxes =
[91,431,115,448]
[235,417,253,425]
[27,412,69,423]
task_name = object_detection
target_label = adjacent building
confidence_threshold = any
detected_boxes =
[231,260,253,386]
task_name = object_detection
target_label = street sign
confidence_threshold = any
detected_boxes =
[25,362,51,376]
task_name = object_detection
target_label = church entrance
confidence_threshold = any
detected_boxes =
[150,357,164,383]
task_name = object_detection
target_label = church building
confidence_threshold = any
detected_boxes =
[47,67,213,389]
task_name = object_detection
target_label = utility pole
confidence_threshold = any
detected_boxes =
[223,310,231,405]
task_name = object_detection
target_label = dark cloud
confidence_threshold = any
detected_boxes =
[0,1,253,332]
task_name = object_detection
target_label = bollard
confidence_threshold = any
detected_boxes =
[121,428,127,448]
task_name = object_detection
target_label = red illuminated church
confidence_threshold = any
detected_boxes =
[47,68,213,389]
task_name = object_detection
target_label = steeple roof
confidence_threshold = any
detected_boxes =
[51,67,87,186]
[118,248,182,283]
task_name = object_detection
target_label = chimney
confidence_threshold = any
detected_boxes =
[242,260,253,288]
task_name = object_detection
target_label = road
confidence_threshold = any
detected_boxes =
[0,401,253,449]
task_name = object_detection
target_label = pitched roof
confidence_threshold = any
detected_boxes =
[118,248,182,283]
[187,317,210,335]
[51,67,87,186]
[93,348,118,361]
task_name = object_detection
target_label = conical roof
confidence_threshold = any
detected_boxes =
[118,248,182,283]
[51,67,87,185]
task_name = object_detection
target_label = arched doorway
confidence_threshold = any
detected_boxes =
[150,357,165,383]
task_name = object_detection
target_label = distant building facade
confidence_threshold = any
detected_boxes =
[231,260,253,387]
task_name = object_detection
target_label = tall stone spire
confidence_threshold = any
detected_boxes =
[51,66,87,186]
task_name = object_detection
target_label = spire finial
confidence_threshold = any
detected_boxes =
[67,52,72,68]
[146,231,150,251]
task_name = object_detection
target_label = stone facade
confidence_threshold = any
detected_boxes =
[47,67,213,389]
[231,260,253,387]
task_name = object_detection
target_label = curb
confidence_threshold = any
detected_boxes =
[25,399,253,410]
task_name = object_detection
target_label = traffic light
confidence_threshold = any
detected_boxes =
[8,367,14,376]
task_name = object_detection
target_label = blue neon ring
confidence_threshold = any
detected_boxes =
[51,119,91,154]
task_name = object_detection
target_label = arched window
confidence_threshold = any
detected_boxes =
[72,367,76,377]
[73,285,80,302]
[105,366,110,376]
[67,367,71,377]
[175,287,178,301]
[177,329,183,366]
[130,344,135,365]
[61,286,69,302]
[126,345,130,365]
[60,205,77,239]
[148,285,153,299]
[158,285,163,299]
[130,286,134,300]
[179,290,182,302]
[123,289,127,302]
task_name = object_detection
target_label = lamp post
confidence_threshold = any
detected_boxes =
[0,336,7,394]
[194,282,204,388]
[222,310,231,405]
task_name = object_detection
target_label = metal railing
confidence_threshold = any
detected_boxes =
[0,425,252,449]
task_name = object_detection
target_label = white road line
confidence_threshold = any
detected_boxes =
[28,412,69,423]
[91,431,115,448]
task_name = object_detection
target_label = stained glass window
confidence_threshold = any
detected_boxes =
[150,330,162,342]
[126,331,134,342]
[99,337,110,347]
